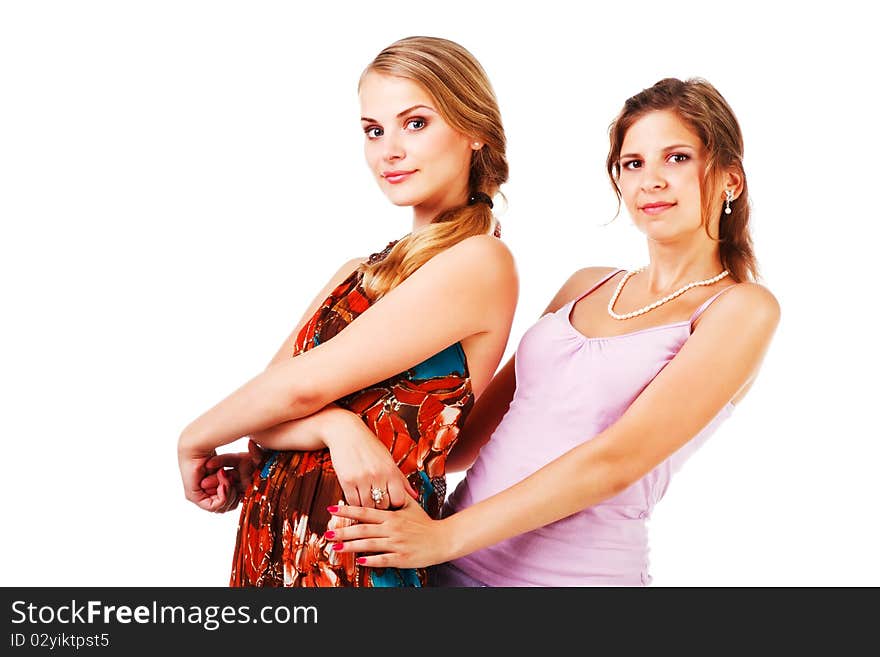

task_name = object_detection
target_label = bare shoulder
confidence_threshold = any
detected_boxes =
[428,234,517,284]
[543,266,620,314]
[339,256,367,273]
[321,256,364,286]
[713,282,781,323]
[696,281,781,340]
[567,266,620,290]
[449,234,516,267]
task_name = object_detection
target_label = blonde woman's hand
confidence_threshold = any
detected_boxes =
[323,410,417,510]
[202,439,265,498]
[178,446,240,513]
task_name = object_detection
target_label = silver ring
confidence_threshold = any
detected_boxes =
[370,486,386,504]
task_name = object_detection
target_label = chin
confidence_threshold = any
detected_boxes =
[383,194,419,208]
[382,187,429,208]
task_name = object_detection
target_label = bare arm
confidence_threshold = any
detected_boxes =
[265,257,366,368]
[240,257,366,451]
[446,267,617,472]
[445,355,516,472]
[329,283,781,567]
[178,256,361,512]
[179,236,517,454]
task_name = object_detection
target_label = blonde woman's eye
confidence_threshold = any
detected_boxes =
[669,153,690,163]
[406,118,426,130]
[365,127,383,139]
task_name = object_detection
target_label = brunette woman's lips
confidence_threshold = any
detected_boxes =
[382,170,416,184]
[640,202,676,215]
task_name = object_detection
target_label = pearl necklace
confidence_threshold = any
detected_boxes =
[607,267,730,320]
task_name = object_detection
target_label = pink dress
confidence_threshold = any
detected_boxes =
[445,269,736,586]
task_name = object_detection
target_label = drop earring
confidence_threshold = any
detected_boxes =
[724,190,734,215]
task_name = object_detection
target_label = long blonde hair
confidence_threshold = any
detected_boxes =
[606,78,758,282]
[357,36,508,299]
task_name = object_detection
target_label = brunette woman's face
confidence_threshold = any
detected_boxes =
[359,72,476,219]
[618,109,712,243]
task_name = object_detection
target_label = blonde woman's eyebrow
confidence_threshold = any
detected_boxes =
[360,104,438,123]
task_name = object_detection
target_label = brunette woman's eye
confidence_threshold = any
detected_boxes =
[669,153,690,163]
[622,160,641,170]
[364,126,383,139]
[406,118,426,130]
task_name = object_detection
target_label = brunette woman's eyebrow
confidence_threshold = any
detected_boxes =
[620,143,697,159]
[360,104,437,123]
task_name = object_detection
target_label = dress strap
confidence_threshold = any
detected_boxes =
[689,285,737,325]
[573,269,625,304]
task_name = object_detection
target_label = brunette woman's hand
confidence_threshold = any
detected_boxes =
[323,409,418,510]
[325,496,451,569]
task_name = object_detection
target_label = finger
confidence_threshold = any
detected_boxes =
[324,521,388,542]
[386,480,408,509]
[248,439,265,465]
[339,483,360,508]
[196,498,221,512]
[331,538,391,553]
[353,486,366,508]
[371,483,391,510]
[220,487,240,513]
[398,493,421,510]
[216,471,240,513]
[352,553,397,568]
[202,468,241,488]
[404,477,418,500]
[206,453,245,469]
[201,473,220,490]
[196,489,225,513]
[215,475,229,512]
[327,504,391,525]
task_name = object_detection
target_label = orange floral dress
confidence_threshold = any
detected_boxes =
[229,241,475,587]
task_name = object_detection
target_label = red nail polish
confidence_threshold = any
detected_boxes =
[356,557,366,565]
[324,530,335,539]
[332,542,343,551]
[327,505,339,513]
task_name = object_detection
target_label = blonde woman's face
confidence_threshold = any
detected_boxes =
[618,110,712,243]
[359,72,475,219]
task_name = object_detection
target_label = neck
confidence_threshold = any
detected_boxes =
[411,208,434,232]
[411,188,470,233]
[643,239,724,294]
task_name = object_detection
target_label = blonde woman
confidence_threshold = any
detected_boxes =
[177,36,517,587]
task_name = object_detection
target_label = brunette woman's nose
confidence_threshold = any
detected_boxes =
[639,162,666,192]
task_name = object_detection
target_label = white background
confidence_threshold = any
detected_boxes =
[2,1,877,587]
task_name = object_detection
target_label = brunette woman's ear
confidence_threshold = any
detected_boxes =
[723,168,744,200]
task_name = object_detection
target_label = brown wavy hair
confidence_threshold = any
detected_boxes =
[357,36,508,298]
[606,78,757,282]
